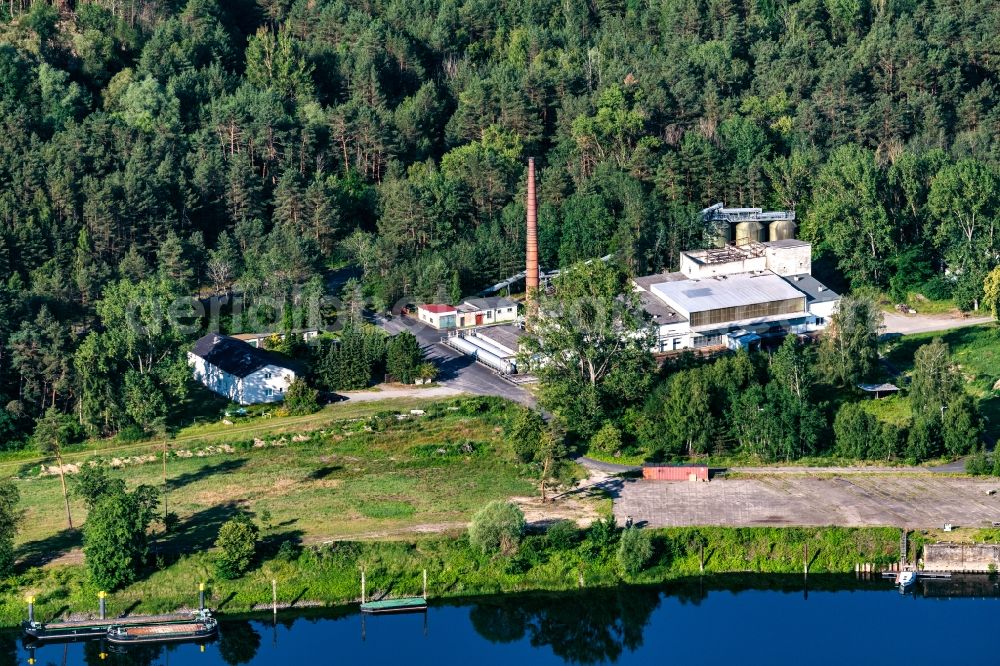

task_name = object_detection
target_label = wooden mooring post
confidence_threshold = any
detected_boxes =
[360,569,366,605]
[699,544,704,573]
[272,580,277,618]
[423,569,428,599]
[803,544,809,576]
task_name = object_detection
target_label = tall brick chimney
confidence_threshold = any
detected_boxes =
[525,157,539,303]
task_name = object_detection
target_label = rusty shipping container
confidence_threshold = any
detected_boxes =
[642,465,709,482]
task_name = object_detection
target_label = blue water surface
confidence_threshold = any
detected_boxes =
[17,577,1000,666]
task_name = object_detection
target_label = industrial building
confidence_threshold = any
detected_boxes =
[636,239,839,353]
[415,296,518,330]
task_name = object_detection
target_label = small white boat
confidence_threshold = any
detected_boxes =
[896,570,917,588]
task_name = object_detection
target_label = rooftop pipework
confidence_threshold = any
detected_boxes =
[700,202,796,224]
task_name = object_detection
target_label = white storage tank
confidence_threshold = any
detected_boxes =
[734,220,764,245]
[768,219,797,241]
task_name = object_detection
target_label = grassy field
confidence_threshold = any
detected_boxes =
[14,396,540,559]
[0,394,451,473]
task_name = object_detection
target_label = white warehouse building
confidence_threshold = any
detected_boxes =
[636,240,839,353]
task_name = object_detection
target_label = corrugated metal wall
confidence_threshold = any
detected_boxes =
[642,466,709,482]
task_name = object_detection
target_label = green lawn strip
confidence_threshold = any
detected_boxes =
[2,526,899,628]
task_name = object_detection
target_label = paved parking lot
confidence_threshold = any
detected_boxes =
[614,475,1000,528]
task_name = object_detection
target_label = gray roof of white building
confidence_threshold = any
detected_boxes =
[780,274,840,304]
[763,239,810,249]
[638,291,688,325]
[462,296,518,311]
[633,271,688,292]
[476,324,526,355]
[191,334,297,378]
[650,272,807,316]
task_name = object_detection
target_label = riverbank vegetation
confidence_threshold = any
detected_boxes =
[5,523,900,628]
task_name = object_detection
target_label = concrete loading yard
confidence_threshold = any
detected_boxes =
[614,473,1000,529]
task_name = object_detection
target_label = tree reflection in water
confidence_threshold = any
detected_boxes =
[218,620,262,665]
[469,587,661,664]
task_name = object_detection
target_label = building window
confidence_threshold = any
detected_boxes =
[689,297,805,328]
[694,334,725,348]
[815,317,825,325]
[265,388,273,397]
[264,371,272,379]
[487,311,492,318]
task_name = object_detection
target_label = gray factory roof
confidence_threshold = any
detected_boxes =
[633,271,688,292]
[650,272,806,316]
[459,296,518,312]
[780,274,840,304]
[638,291,688,325]
[476,324,526,355]
[764,239,810,249]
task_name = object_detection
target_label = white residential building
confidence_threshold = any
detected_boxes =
[635,240,839,353]
[188,334,298,405]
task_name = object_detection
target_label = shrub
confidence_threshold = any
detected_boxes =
[546,520,580,550]
[966,449,989,475]
[275,540,300,562]
[115,425,146,443]
[416,362,438,382]
[582,516,619,560]
[589,422,623,457]
[617,527,653,575]
[284,378,320,415]
[920,276,954,301]
[468,501,526,556]
[215,515,260,579]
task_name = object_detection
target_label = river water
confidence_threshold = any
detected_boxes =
[15,576,1000,665]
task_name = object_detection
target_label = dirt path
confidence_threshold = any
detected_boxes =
[340,386,465,402]
[882,311,993,335]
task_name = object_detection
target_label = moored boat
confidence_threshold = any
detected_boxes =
[896,570,918,589]
[106,613,217,645]
[360,596,428,614]
[23,612,199,643]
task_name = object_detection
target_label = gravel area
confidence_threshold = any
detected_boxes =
[614,475,1000,529]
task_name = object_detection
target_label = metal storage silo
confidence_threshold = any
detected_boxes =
[734,220,764,245]
[768,219,797,241]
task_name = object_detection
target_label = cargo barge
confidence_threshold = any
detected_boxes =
[23,612,202,643]
[106,614,217,645]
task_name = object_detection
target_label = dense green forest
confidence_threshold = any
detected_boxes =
[0,0,999,445]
